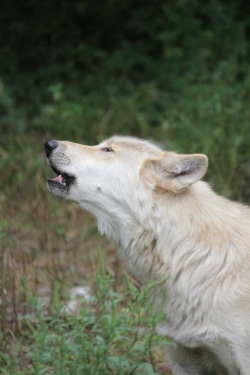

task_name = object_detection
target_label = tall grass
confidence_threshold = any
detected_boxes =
[0,250,170,375]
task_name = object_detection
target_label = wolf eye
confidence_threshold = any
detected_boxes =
[101,147,114,152]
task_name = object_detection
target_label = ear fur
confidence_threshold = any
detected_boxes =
[141,152,208,193]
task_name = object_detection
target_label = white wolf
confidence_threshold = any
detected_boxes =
[45,135,250,375]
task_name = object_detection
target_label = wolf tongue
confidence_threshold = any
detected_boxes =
[53,174,64,184]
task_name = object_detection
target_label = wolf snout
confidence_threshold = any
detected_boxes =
[45,140,58,157]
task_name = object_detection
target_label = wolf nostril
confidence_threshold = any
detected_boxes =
[45,140,58,157]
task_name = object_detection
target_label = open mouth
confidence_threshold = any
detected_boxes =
[48,165,75,188]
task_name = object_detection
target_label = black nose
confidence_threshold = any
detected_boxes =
[45,140,58,157]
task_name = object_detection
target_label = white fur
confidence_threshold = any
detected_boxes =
[46,135,250,374]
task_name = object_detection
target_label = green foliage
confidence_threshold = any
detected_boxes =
[0,251,168,374]
[1,0,250,119]
[1,0,250,198]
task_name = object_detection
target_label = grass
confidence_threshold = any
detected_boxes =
[1,251,170,375]
[1,75,250,373]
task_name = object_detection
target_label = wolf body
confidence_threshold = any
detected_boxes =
[45,136,250,374]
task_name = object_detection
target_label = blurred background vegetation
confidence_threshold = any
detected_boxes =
[0,0,250,373]
[1,0,250,197]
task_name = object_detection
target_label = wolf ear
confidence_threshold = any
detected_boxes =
[141,152,208,192]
